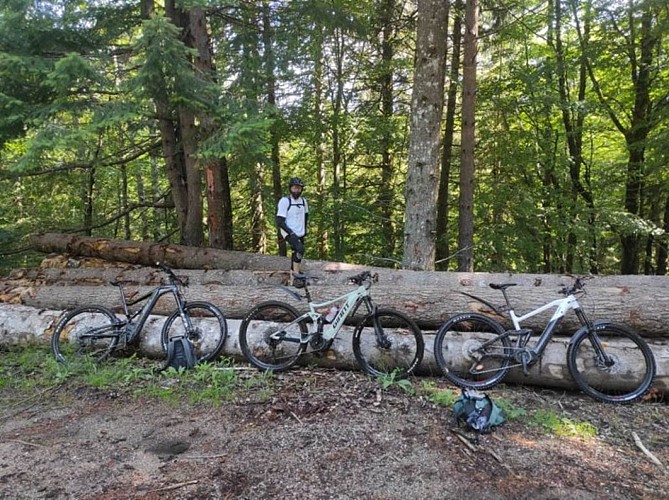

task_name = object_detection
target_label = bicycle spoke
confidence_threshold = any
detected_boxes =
[240,301,308,371]
[567,324,656,403]
[51,306,120,364]
[434,313,511,390]
[353,309,423,378]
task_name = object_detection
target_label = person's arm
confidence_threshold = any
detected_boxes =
[303,198,309,237]
[276,198,292,236]
[276,215,293,236]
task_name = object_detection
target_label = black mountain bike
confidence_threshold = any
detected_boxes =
[51,263,227,364]
[434,277,656,404]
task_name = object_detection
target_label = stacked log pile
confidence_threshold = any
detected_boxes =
[0,233,666,394]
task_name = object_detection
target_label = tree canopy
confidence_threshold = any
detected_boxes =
[0,0,667,275]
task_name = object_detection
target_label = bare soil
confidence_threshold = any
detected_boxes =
[1,369,668,500]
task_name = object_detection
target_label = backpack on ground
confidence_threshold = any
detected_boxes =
[161,335,197,371]
[452,388,505,434]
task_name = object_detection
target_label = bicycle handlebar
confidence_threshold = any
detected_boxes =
[348,271,377,286]
[157,262,187,287]
[560,276,591,296]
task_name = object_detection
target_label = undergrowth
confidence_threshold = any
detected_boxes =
[0,343,275,408]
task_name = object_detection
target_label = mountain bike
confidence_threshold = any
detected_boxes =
[239,271,424,378]
[51,263,228,364]
[433,277,656,403]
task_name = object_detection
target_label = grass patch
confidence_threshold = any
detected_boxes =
[419,380,457,407]
[0,344,275,408]
[531,408,598,438]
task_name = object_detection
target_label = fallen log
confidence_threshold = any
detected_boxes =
[3,277,669,338]
[30,232,365,273]
[1,303,667,396]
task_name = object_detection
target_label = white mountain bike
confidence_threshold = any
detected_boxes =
[434,277,656,403]
[239,271,424,378]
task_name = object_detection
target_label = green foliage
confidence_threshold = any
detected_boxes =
[531,408,598,439]
[420,380,458,407]
[0,344,275,408]
[377,370,415,394]
[0,0,667,274]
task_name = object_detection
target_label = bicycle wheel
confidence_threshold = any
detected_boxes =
[161,301,228,363]
[239,301,308,371]
[567,322,656,404]
[51,306,120,364]
[352,309,424,379]
[434,313,511,389]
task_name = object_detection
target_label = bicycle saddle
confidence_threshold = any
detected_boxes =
[489,283,517,290]
[293,273,319,282]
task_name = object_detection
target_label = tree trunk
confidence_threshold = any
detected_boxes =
[1,303,666,394]
[436,0,462,271]
[457,0,477,272]
[262,0,285,258]
[313,25,328,260]
[377,0,398,259]
[7,258,669,337]
[402,0,449,271]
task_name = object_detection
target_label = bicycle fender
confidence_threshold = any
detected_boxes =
[270,284,303,302]
[459,292,505,316]
[568,319,612,345]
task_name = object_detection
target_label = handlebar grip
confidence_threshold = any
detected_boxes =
[156,262,187,287]
[348,270,372,285]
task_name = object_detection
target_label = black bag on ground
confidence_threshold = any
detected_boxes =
[161,336,197,371]
[452,388,505,434]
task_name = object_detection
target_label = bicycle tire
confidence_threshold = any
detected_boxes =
[161,301,228,363]
[239,300,308,372]
[434,312,511,389]
[352,309,424,379]
[567,322,656,404]
[51,306,120,364]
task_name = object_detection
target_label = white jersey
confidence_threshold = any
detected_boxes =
[276,196,308,238]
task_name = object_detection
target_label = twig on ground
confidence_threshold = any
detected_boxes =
[181,454,227,460]
[632,432,665,469]
[4,439,48,449]
[146,480,198,493]
[290,411,303,425]
[0,385,59,422]
[450,429,477,453]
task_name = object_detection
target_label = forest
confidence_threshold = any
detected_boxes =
[0,0,667,276]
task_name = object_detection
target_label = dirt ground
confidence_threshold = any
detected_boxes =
[0,368,668,500]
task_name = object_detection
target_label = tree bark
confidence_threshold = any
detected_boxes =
[436,0,462,271]
[457,0,477,272]
[30,232,366,272]
[1,303,666,395]
[402,0,449,271]
[5,264,669,338]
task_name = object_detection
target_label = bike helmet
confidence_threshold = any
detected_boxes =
[289,177,304,188]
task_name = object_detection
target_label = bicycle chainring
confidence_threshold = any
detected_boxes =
[309,334,333,352]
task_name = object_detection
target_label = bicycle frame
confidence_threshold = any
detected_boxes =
[80,282,188,344]
[272,282,373,343]
[507,293,588,356]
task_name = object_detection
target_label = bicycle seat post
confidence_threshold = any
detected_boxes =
[303,280,312,303]
[500,288,513,311]
[117,285,131,317]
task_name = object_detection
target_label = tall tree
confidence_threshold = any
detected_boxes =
[402,0,449,271]
[457,0,478,272]
[578,0,664,274]
[436,0,463,270]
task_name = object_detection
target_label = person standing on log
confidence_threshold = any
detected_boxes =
[276,177,309,286]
